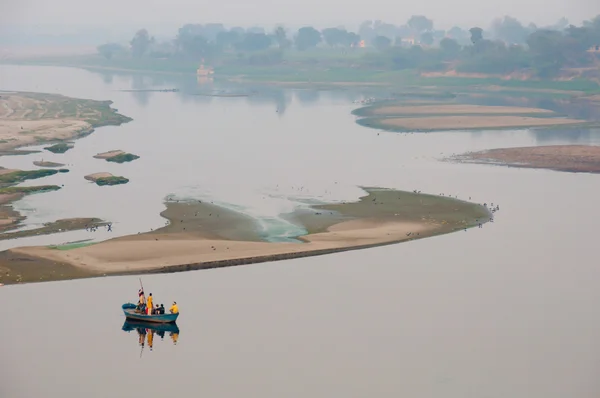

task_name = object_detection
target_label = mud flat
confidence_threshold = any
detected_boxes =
[0,91,131,153]
[33,160,65,168]
[0,188,491,285]
[85,172,129,186]
[93,150,139,163]
[353,101,590,132]
[455,145,600,173]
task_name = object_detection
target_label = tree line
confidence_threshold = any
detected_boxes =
[97,15,600,78]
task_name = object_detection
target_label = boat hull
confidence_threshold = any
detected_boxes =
[121,303,179,323]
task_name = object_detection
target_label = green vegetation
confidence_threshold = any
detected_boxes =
[0,185,61,194]
[105,153,140,163]
[49,241,96,250]
[95,176,129,186]
[44,143,73,153]
[291,188,491,235]
[0,169,67,184]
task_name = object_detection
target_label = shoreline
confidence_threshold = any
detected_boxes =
[0,91,132,236]
[0,189,492,285]
[453,145,600,173]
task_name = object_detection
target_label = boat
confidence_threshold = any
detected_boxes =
[121,303,179,324]
[122,320,180,334]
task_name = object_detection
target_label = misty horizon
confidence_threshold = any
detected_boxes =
[2,0,599,39]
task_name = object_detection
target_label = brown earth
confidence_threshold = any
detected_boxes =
[456,145,600,173]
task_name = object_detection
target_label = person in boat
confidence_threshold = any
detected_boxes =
[147,293,153,315]
[170,301,179,314]
[137,289,146,313]
[159,304,165,314]
[154,304,160,315]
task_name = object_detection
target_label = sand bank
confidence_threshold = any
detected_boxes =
[0,91,131,152]
[376,115,585,131]
[371,104,553,115]
[0,189,491,284]
[456,145,600,173]
[93,150,125,159]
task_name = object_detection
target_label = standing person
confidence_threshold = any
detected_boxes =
[137,289,146,313]
[147,293,153,315]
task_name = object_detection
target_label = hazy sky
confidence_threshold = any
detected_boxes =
[2,0,600,31]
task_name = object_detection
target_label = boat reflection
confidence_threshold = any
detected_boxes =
[122,320,180,352]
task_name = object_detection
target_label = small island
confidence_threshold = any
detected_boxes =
[93,150,140,163]
[454,145,600,173]
[34,160,66,168]
[85,172,129,186]
[354,102,590,132]
[0,91,132,155]
[0,168,68,184]
[44,143,73,153]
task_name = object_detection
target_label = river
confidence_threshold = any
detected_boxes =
[1,65,600,397]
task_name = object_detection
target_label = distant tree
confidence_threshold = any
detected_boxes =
[247,27,266,35]
[216,30,242,50]
[439,37,461,56]
[273,26,291,49]
[420,32,434,46]
[236,33,272,52]
[130,29,152,58]
[469,27,484,44]
[295,27,321,50]
[491,16,532,44]
[408,15,433,34]
[359,21,377,44]
[526,29,566,76]
[97,43,125,59]
[372,35,392,50]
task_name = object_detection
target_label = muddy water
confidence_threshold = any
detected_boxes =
[1,65,600,397]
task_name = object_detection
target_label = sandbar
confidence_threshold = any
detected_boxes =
[0,189,491,284]
[371,104,553,115]
[376,115,586,131]
[456,145,600,173]
[0,91,131,152]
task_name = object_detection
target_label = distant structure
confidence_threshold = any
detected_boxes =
[196,59,214,77]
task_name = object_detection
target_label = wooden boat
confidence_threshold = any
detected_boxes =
[122,303,179,324]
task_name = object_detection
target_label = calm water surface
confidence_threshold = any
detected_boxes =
[1,65,600,397]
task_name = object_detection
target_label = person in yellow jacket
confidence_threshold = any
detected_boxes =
[146,293,153,315]
[170,301,178,314]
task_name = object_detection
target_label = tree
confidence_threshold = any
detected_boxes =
[295,27,321,50]
[130,29,152,58]
[236,33,272,52]
[372,35,391,50]
[216,30,242,50]
[469,27,484,44]
[491,16,532,44]
[420,32,434,46]
[408,15,433,34]
[97,43,125,59]
[273,26,291,49]
[322,28,345,47]
[526,29,566,76]
[439,37,461,56]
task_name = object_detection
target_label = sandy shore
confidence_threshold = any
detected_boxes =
[93,150,125,159]
[371,104,553,115]
[456,145,600,173]
[377,115,586,130]
[0,91,131,152]
[0,189,491,284]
